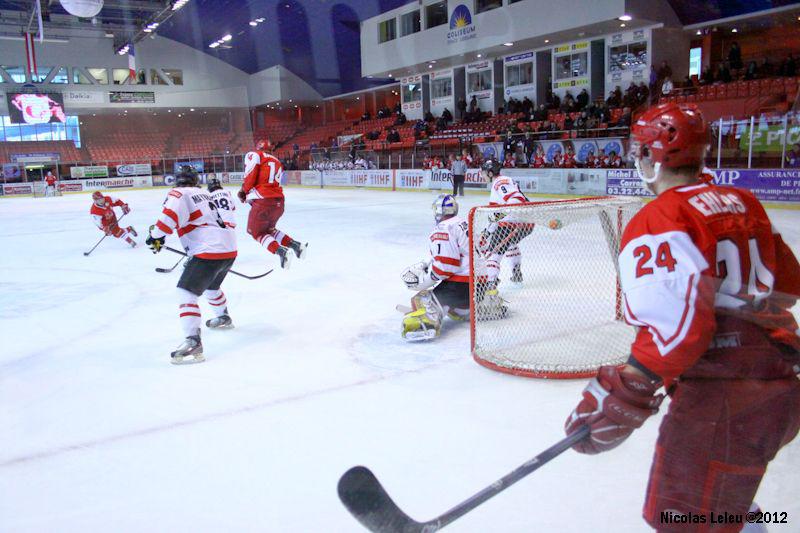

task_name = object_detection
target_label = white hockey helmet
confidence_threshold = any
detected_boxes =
[432,194,458,223]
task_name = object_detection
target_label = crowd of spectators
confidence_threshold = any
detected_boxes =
[309,156,375,171]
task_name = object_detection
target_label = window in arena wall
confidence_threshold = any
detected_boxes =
[431,77,452,99]
[425,2,447,29]
[402,82,422,103]
[555,52,587,80]
[72,68,93,84]
[31,66,53,83]
[476,0,503,14]
[400,10,420,36]
[50,67,69,84]
[468,70,492,92]
[608,41,647,73]
[88,68,109,84]
[2,66,27,83]
[378,19,396,43]
[112,68,131,85]
[162,69,184,85]
[150,69,168,85]
[505,62,533,87]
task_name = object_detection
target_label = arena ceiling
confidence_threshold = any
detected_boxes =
[0,0,796,97]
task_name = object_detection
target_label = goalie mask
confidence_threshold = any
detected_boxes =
[432,194,458,223]
[629,103,709,187]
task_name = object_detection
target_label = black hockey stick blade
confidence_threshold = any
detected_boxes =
[338,466,428,533]
[155,256,185,273]
[338,426,590,532]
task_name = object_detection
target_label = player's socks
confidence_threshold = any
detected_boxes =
[127,226,138,237]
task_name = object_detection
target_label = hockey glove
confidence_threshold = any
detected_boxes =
[146,226,165,254]
[121,204,131,215]
[402,262,437,290]
[237,189,247,203]
[564,365,663,455]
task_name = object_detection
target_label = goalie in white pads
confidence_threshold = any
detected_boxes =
[401,194,471,341]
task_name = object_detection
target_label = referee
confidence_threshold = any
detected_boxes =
[451,153,467,197]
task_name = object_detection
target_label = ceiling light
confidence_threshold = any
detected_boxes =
[503,42,513,46]
[696,29,702,35]
[388,73,393,77]
[105,32,113,38]
[256,17,265,22]
[172,0,189,11]
[544,39,550,43]
[221,34,232,42]
[620,23,626,27]
[249,21,257,26]
[476,53,482,58]
[168,109,171,112]
[618,15,632,21]
[143,28,153,33]
[209,42,219,48]
[430,60,436,63]
[731,28,738,32]
[428,64,433,68]
[190,108,195,111]
[356,96,360,100]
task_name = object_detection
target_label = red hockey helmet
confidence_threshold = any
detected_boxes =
[92,190,104,205]
[630,103,708,175]
[256,138,271,151]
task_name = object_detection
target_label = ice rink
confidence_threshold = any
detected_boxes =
[1,186,799,532]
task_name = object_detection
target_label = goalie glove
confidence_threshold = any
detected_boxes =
[146,225,165,254]
[121,204,131,215]
[401,261,437,290]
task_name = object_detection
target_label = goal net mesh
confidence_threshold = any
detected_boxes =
[32,180,62,197]
[469,196,644,378]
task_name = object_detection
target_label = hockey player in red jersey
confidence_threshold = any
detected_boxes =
[564,103,800,532]
[239,139,307,269]
[90,191,137,248]
[44,171,57,196]
[146,167,238,364]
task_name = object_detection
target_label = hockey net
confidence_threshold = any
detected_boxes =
[32,180,62,197]
[469,196,644,379]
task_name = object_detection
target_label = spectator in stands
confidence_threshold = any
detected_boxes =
[469,95,478,113]
[331,137,339,149]
[623,82,638,108]
[530,145,546,168]
[503,152,516,168]
[782,54,797,77]
[595,148,608,168]
[586,149,597,168]
[442,108,453,124]
[387,128,401,143]
[660,76,674,97]
[394,111,407,126]
[424,110,435,122]
[562,146,577,168]
[716,62,732,84]
[461,148,474,168]
[607,150,622,168]
[700,65,715,85]
[761,57,774,78]
[366,129,380,140]
[394,102,401,114]
[728,42,743,72]
[457,98,467,119]
[657,60,672,82]
[576,89,589,110]
[786,143,800,168]
[563,113,575,130]
[533,103,547,122]
[354,155,368,169]
[361,111,371,121]
[616,107,632,128]
[552,148,564,167]
[436,115,447,131]
[607,86,622,108]
[575,111,588,132]
[522,96,534,117]
[561,91,575,112]
[637,82,650,106]
[744,61,758,81]
[585,112,599,131]
[293,143,300,156]
[649,65,658,100]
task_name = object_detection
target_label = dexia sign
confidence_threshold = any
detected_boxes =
[447,4,476,44]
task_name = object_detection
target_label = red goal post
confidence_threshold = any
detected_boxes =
[468,196,645,379]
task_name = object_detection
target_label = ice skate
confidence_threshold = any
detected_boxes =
[170,335,205,364]
[127,226,138,237]
[288,240,308,259]
[276,245,292,269]
[206,314,234,329]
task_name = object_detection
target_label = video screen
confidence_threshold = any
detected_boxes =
[6,92,66,125]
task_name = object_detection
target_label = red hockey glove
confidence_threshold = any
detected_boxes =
[237,189,247,203]
[121,204,131,215]
[565,365,663,455]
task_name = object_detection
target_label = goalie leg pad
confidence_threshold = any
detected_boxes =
[476,288,508,321]
[402,290,444,341]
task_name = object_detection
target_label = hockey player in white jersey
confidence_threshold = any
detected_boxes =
[146,167,237,364]
[400,194,470,341]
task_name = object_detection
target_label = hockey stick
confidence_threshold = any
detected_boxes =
[155,255,185,273]
[338,425,589,532]
[163,246,273,280]
[84,213,128,256]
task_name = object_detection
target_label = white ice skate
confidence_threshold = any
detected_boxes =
[170,335,205,364]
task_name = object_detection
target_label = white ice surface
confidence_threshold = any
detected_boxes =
[1,188,799,532]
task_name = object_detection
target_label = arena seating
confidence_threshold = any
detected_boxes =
[0,141,84,164]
